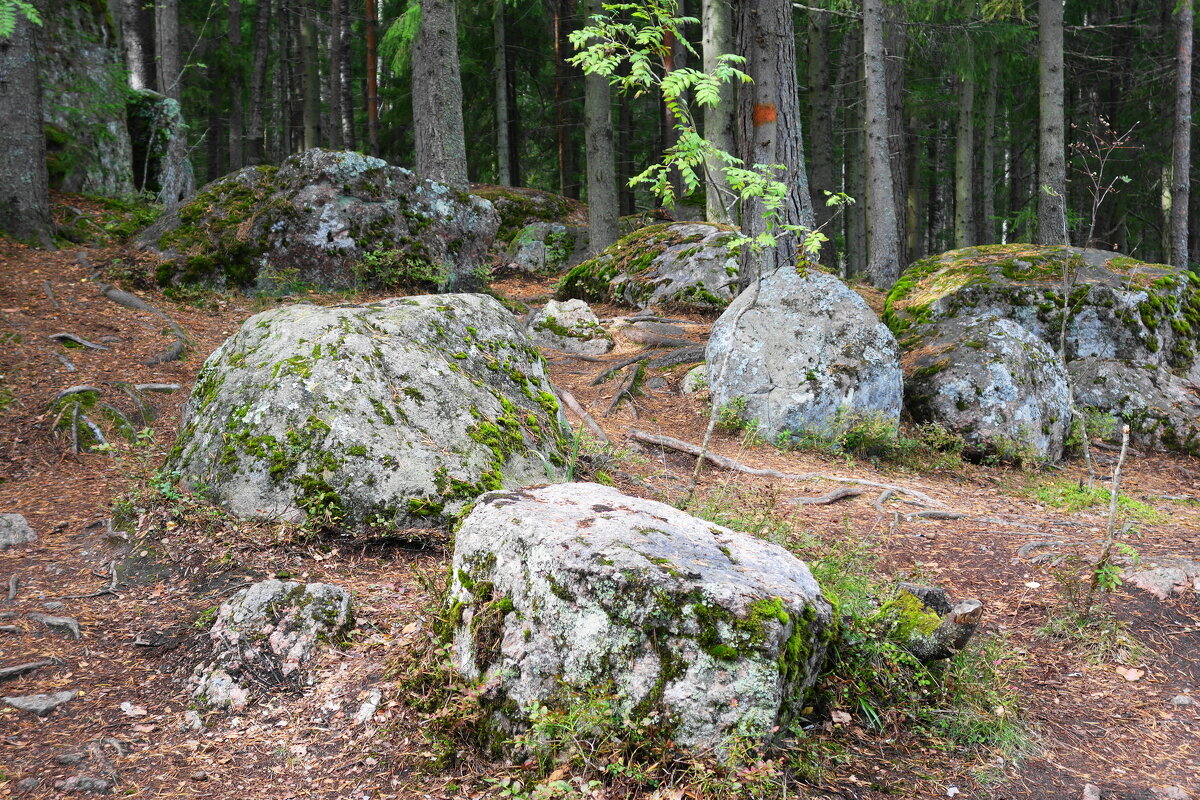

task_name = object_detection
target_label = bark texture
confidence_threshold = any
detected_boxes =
[863,0,900,287]
[155,0,182,101]
[1171,0,1193,268]
[1036,0,1067,245]
[583,0,618,254]
[0,7,53,246]
[413,0,469,189]
[494,0,511,186]
[229,0,245,168]
[703,0,736,225]
[954,63,975,249]
[247,0,271,164]
[121,0,156,91]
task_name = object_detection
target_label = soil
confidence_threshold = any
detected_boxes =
[1,223,1196,799]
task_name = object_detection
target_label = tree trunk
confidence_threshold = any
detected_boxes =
[506,34,521,185]
[583,0,618,252]
[1036,0,1067,245]
[954,57,975,249]
[906,108,923,259]
[121,0,156,91]
[980,50,998,245]
[413,0,468,188]
[494,0,511,185]
[247,0,271,164]
[328,0,345,150]
[301,9,320,150]
[365,0,380,156]
[618,85,634,215]
[842,25,866,277]
[703,0,736,224]
[885,1,907,267]
[338,0,355,149]
[229,0,245,167]
[736,0,815,284]
[155,0,182,101]
[1171,0,1192,268]
[0,6,53,247]
[805,7,833,254]
[863,0,901,287]
[551,0,579,199]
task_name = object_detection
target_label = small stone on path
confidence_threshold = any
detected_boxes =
[0,513,37,551]
[30,613,81,640]
[54,775,112,794]
[3,690,78,716]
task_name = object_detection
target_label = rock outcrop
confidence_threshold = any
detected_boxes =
[127,90,196,210]
[449,483,834,757]
[501,222,586,275]
[706,266,903,441]
[191,580,352,709]
[903,315,1071,462]
[0,513,37,551]
[1069,358,1200,455]
[525,299,612,355]
[141,149,498,292]
[166,294,571,532]
[556,223,740,311]
[469,184,586,244]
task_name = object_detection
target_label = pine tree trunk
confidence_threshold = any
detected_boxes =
[365,0,380,156]
[954,59,975,249]
[338,0,355,148]
[301,9,320,150]
[155,0,182,101]
[551,0,579,198]
[618,87,634,215]
[413,0,468,188]
[805,8,833,251]
[906,109,923,259]
[121,0,157,91]
[1171,0,1192,268]
[506,41,521,185]
[704,0,736,224]
[247,0,271,164]
[494,0,511,185]
[863,0,900,287]
[288,1,304,153]
[736,0,815,284]
[1037,0,1067,244]
[842,25,866,277]
[229,0,245,168]
[0,6,53,247]
[885,1,907,267]
[981,50,998,245]
[328,0,344,150]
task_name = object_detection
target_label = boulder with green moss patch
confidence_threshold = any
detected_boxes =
[450,482,833,758]
[525,299,612,356]
[707,266,902,441]
[1069,358,1200,455]
[139,149,497,292]
[555,223,739,311]
[501,221,586,275]
[166,294,571,533]
[191,580,352,709]
[469,184,586,244]
[903,314,1070,462]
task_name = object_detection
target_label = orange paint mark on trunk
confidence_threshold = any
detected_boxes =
[753,103,777,127]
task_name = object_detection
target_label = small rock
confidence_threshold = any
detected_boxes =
[1082,784,1102,800]
[30,613,81,640]
[526,299,613,356]
[15,777,41,792]
[353,688,382,724]
[181,709,203,730]
[1151,787,1191,800]
[53,751,86,765]
[0,513,37,551]
[189,771,208,782]
[3,690,78,716]
[54,775,111,794]
[680,364,708,395]
[42,601,65,611]
[1170,694,1197,707]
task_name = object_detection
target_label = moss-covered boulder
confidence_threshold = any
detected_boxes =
[1069,358,1200,455]
[165,294,571,533]
[555,223,739,311]
[903,315,1071,462]
[469,184,586,244]
[885,245,1200,382]
[707,266,903,441]
[500,221,586,275]
[525,299,612,356]
[450,483,833,758]
[127,90,196,210]
[140,149,498,292]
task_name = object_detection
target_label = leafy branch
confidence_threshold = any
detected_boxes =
[0,0,41,38]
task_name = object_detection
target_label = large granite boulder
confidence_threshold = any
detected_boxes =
[903,315,1071,462]
[140,149,498,292]
[165,294,572,532]
[556,223,739,311]
[525,299,612,356]
[1069,358,1200,455]
[469,184,586,244]
[707,266,903,441]
[501,222,586,275]
[449,483,834,757]
[885,245,1200,383]
[191,580,352,709]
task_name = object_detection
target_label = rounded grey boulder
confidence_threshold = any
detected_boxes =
[166,294,572,532]
[706,267,902,441]
[449,483,833,758]
[525,298,613,356]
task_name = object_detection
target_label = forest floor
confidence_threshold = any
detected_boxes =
[0,217,1197,799]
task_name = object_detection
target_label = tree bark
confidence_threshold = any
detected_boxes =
[704,0,736,225]
[1171,0,1192,268]
[736,0,815,284]
[155,0,182,101]
[413,0,469,188]
[805,7,833,254]
[300,8,320,150]
[494,0,511,185]
[551,0,579,198]
[229,0,245,167]
[338,0,355,149]
[247,0,271,164]
[0,6,53,247]
[121,0,157,91]
[329,0,345,150]
[583,0,618,253]
[980,49,998,245]
[954,53,975,249]
[365,0,380,156]
[885,1,907,267]
[863,0,900,287]
[842,25,866,277]
[1036,0,1067,245]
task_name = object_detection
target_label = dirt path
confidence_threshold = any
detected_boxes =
[1,243,1196,799]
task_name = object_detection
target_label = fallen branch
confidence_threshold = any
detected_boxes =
[790,487,865,506]
[555,389,609,443]
[0,658,62,682]
[904,510,965,521]
[48,332,110,351]
[604,365,644,417]
[134,383,181,393]
[97,283,193,344]
[7,574,17,601]
[592,353,651,385]
[617,327,693,348]
[54,353,77,372]
[628,429,946,507]
[646,346,705,370]
[43,280,62,309]
[143,339,185,365]
[55,385,103,401]
[873,489,895,513]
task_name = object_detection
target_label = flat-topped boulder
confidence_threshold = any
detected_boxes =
[140,148,498,292]
[165,294,572,532]
[449,483,834,757]
[556,223,739,311]
[469,184,587,245]
[525,298,612,355]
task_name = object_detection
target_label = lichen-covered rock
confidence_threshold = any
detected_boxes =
[707,267,902,441]
[903,315,1070,461]
[501,222,586,275]
[681,364,708,394]
[469,184,586,244]
[140,149,498,292]
[40,0,134,196]
[556,223,739,311]
[885,245,1200,384]
[166,294,571,532]
[127,90,196,210]
[1069,358,1200,455]
[525,299,612,356]
[0,513,37,551]
[450,483,833,757]
[191,580,352,709]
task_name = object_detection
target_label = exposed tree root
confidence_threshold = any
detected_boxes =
[555,389,609,443]
[790,486,865,505]
[143,340,185,365]
[48,332,110,351]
